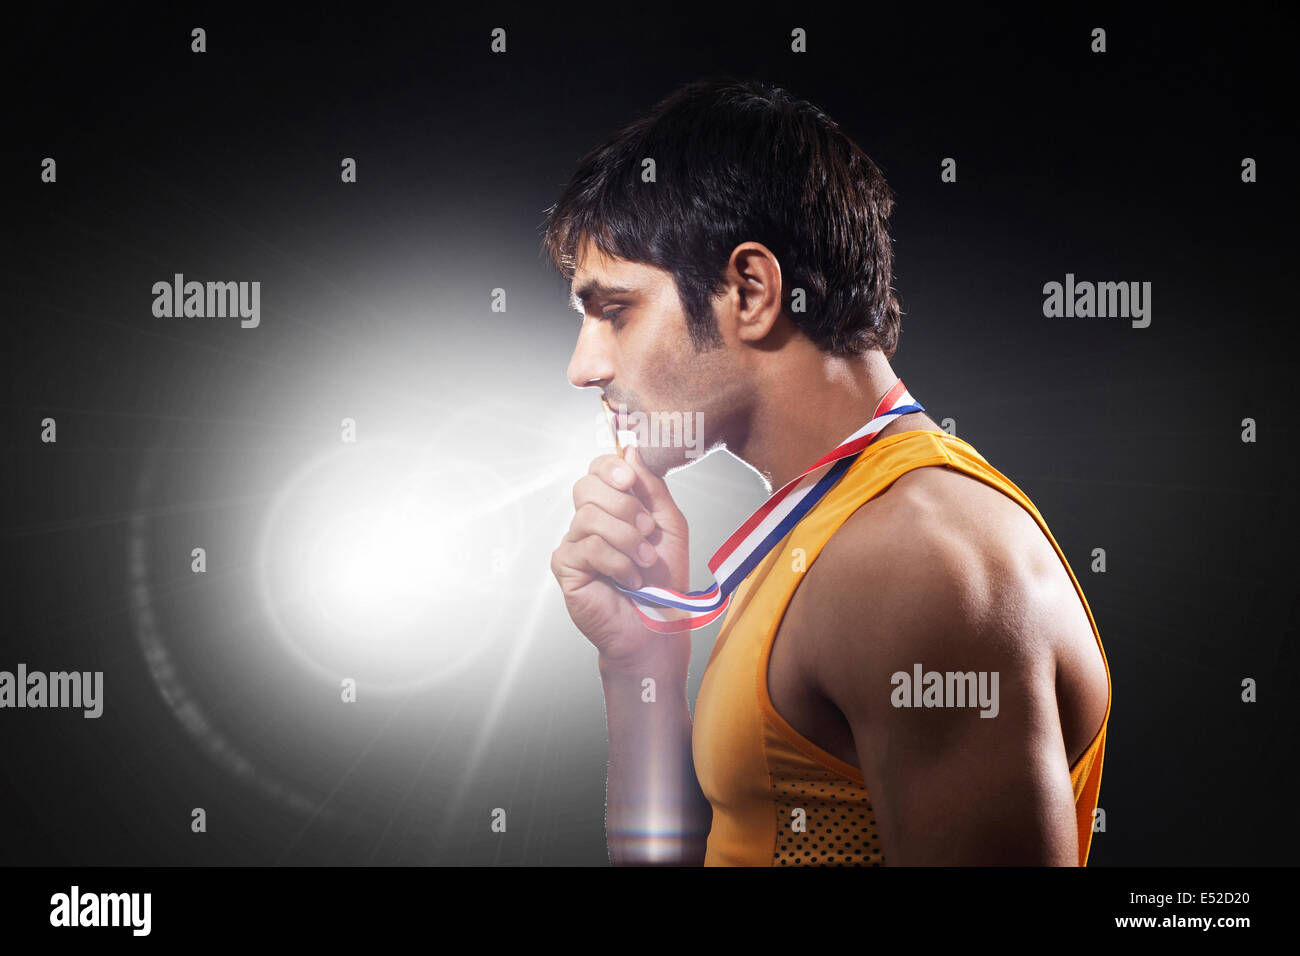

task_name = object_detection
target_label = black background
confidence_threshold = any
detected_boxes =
[2,3,1296,866]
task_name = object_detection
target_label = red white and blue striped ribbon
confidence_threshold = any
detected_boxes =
[614,379,924,633]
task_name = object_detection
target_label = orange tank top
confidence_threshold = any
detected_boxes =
[691,429,1112,866]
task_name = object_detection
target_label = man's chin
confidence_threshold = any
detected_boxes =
[634,445,697,480]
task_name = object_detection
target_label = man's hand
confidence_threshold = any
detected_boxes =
[552,445,711,865]
[550,445,691,669]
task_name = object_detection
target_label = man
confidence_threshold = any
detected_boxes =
[546,77,1111,866]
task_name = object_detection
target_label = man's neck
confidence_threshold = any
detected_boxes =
[730,346,919,492]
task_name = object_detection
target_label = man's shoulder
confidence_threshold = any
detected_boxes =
[816,462,1050,600]
[796,463,1058,687]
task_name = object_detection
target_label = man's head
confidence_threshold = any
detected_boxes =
[543,76,902,476]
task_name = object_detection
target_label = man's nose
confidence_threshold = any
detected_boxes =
[566,320,614,389]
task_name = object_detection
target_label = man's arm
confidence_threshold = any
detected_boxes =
[598,637,712,866]
[550,448,711,865]
[799,509,1080,865]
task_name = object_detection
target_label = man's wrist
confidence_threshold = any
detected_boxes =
[597,640,691,688]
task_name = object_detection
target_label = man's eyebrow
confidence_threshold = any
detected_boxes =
[570,280,639,314]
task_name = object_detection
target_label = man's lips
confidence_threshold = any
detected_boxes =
[603,399,635,428]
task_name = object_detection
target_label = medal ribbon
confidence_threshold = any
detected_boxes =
[614,379,924,633]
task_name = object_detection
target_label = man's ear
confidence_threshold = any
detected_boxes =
[727,242,785,346]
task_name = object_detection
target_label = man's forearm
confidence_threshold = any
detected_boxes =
[599,649,712,866]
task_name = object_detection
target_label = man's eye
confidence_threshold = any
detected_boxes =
[602,308,626,323]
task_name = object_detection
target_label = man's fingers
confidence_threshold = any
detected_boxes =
[623,446,683,522]
[588,449,681,522]
[589,453,638,492]
[576,536,643,590]
[571,473,655,531]
[563,503,658,568]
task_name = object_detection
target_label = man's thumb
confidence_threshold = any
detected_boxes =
[625,445,678,516]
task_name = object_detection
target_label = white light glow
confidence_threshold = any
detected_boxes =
[257,437,521,694]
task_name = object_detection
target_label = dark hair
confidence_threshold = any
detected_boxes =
[541,75,902,358]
